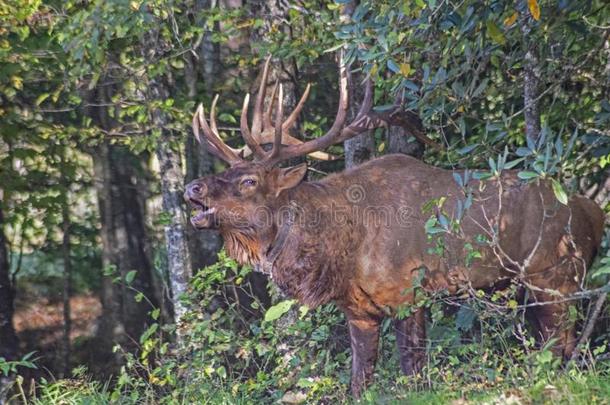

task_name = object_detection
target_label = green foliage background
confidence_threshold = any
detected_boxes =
[1,0,610,403]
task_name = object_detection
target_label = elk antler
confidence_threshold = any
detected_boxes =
[239,57,337,162]
[192,52,438,167]
[192,98,244,166]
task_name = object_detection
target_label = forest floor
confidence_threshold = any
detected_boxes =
[14,294,102,380]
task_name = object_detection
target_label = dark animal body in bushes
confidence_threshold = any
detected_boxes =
[184,56,605,398]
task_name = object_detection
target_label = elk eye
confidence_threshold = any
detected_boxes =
[241,178,257,187]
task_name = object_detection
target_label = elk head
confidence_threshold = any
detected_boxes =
[184,56,387,234]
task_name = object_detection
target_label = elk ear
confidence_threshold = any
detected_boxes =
[270,163,307,197]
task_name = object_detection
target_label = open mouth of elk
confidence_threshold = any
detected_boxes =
[188,198,216,225]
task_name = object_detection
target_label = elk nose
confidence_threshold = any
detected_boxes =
[186,182,207,199]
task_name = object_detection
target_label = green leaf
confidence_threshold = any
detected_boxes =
[517,171,539,180]
[457,144,478,155]
[218,113,237,124]
[125,270,137,284]
[170,59,185,69]
[472,172,493,180]
[504,157,525,169]
[264,299,295,322]
[551,179,568,205]
[373,104,396,112]
[35,93,50,106]
[591,264,610,279]
[485,20,505,45]
[139,323,158,344]
[387,58,400,73]
[216,365,227,379]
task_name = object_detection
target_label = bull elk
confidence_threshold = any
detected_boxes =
[184,56,605,397]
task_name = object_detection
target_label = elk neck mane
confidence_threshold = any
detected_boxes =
[220,179,357,308]
[222,226,264,267]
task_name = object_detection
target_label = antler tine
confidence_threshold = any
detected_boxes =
[264,54,350,166]
[240,94,267,159]
[251,55,272,137]
[209,94,220,134]
[268,84,284,160]
[193,103,242,166]
[282,83,311,131]
[263,82,279,132]
[192,104,204,145]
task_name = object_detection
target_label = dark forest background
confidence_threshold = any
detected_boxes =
[1,0,610,403]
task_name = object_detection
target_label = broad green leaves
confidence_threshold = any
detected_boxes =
[264,299,296,322]
[551,179,568,205]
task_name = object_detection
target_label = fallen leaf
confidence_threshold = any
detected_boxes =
[504,12,518,26]
[280,391,307,404]
[528,0,541,21]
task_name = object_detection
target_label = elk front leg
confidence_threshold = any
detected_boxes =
[395,307,426,376]
[528,298,577,358]
[347,316,381,398]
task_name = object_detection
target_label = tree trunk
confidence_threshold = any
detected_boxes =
[93,144,161,343]
[90,82,161,357]
[141,43,192,324]
[0,203,18,362]
[521,15,541,141]
[113,149,160,337]
[344,86,376,167]
[92,142,124,353]
[184,0,222,273]
[386,126,424,158]
[60,152,72,378]
[154,125,192,325]
[341,1,375,168]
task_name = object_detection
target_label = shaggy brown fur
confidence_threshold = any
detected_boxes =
[186,153,604,397]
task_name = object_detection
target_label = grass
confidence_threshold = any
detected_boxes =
[9,364,607,405]
[356,368,610,405]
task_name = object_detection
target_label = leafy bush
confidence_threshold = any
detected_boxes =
[19,249,608,404]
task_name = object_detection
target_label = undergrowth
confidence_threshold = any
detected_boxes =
[4,251,610,404]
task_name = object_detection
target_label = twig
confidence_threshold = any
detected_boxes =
[570,291,608,361]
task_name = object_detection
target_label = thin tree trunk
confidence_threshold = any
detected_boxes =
[341,1,375,168]
[185,0,222,272]
[60,151,72,378]
[92,142,124,357]
[199,0,219,94]
[521,15,541,141]
[154,121,192,325]
[142,37,192,324]
[113,149,159,338]
[570,291,607,361]
[344,92,376,167]
[0,201,18,397]
[386,126,425,158]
